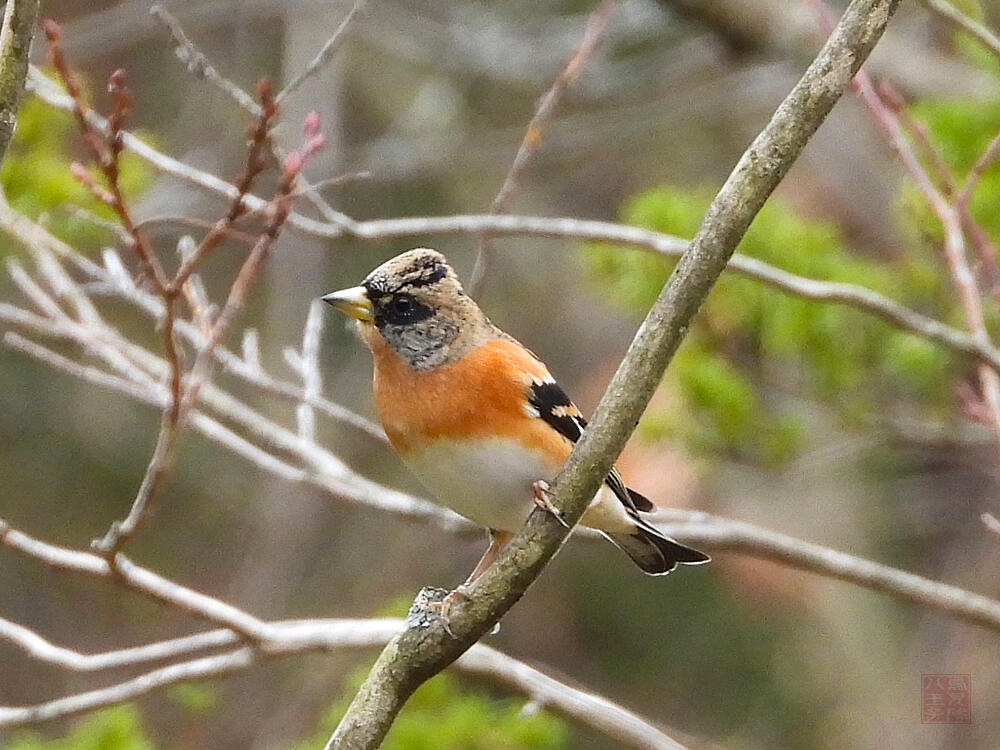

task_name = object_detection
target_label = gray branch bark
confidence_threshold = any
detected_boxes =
[0,0,39,164]
[325,0,902,747]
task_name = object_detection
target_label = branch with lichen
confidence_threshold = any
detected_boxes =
[0,0,40,164]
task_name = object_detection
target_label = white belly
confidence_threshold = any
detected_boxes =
[400,437,636,533]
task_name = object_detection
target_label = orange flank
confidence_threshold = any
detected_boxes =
[364,329,572,465]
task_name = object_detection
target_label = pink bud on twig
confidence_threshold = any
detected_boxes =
[42,19,62,43]
[108,69,127,92]
[283,151,304,178]
[303,111,321,138]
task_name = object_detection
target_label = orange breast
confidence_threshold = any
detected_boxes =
[366,331,572,466]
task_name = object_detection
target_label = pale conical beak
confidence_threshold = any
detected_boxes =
[321,286,374,322]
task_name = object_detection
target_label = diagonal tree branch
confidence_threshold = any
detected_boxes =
[325,0,903,746]
[0,0,39,164]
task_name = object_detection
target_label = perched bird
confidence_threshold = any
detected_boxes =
[322,248,708,587]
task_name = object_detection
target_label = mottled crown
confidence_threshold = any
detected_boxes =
[362,248,460,298]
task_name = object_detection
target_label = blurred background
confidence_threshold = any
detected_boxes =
[1,0,999,748]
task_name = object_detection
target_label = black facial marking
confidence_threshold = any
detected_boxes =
[405,261,448,288]
[528,380,584,443]
[374,292,434,328]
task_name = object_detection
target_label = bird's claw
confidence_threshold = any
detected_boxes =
[416,585,472,638]
[532,479,569,528]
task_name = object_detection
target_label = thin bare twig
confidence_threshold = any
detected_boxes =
[983,512,1000,539]
[286,299,325,440]
[44,24,168,290]
[0,520,280,640]
[43,24,194,557]
[916,0,1000,61]
[148,4,260,114]
[276,0,367,104]
[468,1,614,297]
[876,79,1000,300]
[177,115,325,418]
[654,510,1000,633]
[170,77,277,291]
[146,7,360,234]
[132,214,258,245]
[86,76,319,556]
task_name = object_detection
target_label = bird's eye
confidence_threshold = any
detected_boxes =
[391,296,414,315]
[377,293,431,326]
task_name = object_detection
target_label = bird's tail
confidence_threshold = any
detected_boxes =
[603,520,710,576]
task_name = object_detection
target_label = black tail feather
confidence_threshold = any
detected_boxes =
[626,487,655,512]
[603,521,710,576]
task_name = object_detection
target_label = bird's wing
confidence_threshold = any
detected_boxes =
[526,377,654,515]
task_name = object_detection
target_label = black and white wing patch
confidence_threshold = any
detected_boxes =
[526,376,654,515]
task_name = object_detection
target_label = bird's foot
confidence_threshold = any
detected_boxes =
[532,479,569,528]
[407,586,450,632]
[410,585,472,637]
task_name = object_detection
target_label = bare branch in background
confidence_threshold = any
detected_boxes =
[806,0,1000,470]
[0,521,687,750]
[148,4,260,114]
[275,0,367,104]
[916,0,1000,61]
[983,512,1000,539]
[468,1,614,297]
[0,620,692,750]
[654,510,1000,633]
[27,64,1000,380]
[148,6,360,232]
[32,27,334,560]
[0,521,282,640]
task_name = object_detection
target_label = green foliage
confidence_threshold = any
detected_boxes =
[167,682,219,715]
[296,667,568,750]
[586,185,959,463]
[900,95,1000,253]
[0,88,153,251]
[5,706,155,750]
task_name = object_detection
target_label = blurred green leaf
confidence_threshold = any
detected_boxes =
[296,666,568,750]
[167,682,219,715]
[6,706,155,750]
[585,184,961,462]
[0,86,154,253]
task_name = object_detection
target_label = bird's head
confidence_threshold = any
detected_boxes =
[322,248,494,370]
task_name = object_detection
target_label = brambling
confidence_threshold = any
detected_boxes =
[323,249,709,587]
